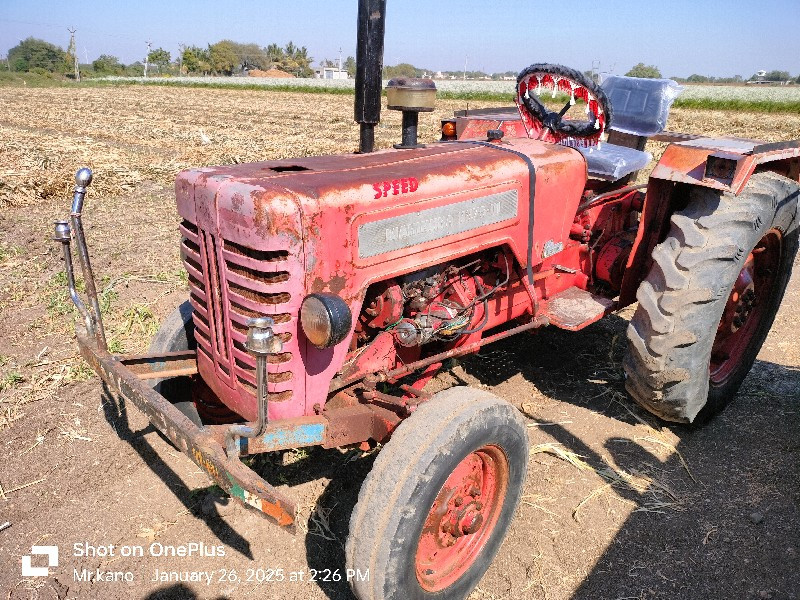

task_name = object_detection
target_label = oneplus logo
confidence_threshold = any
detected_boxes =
[21,545,58,577]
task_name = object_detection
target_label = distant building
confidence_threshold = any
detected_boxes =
[317,67,349,79]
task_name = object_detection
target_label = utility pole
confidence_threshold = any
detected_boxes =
[144,40,152,78]
[68,27,80,81]
[463,56,468,81]
[338,47,342,73]
[178,43,187,76]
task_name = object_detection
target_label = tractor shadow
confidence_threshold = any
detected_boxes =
[143,583,228,599]
[567,359,800,599]
[302,449,376,600]
[101,379,372,598]
[455,317,800,598]
[458,313,635,422]
[100,383,254,558]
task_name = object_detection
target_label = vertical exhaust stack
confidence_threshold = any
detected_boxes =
[354,0,387,153]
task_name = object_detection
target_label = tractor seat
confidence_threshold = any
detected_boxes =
[577,76,683,180]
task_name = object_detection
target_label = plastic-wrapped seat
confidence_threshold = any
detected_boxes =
[578,76,683,180]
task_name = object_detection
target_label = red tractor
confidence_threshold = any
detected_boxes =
[56,1,800,598]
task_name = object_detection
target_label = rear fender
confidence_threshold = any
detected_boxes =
[620,138,800,306]
[650,138,800,194]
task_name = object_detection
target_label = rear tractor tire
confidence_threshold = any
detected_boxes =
[345,387,529,600]
[625,171,800,423]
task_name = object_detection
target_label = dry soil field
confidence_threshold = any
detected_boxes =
[0,85,799,600]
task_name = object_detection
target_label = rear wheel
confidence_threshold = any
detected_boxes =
[345,387,529,600]
[625,172,800,423]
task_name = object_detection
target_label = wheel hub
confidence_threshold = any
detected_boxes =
[435,460,488,545]
[415,445,509,592]
[727,264,756,332]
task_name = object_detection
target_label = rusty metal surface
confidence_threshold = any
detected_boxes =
[119,350,198,379]
[76,328,297,530]
[651,137,800,195]
[543,287,615,330]
[650,131,703,143]
[321,403,400,448]
[750,139,800,154]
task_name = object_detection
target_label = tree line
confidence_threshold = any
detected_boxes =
[3,37,315,78]
[4,39,799,84]
[622,63,797,83]
[181,41,313,76]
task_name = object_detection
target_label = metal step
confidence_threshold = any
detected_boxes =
[544,287,615,331]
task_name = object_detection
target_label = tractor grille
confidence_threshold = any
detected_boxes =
[179,220,296,405]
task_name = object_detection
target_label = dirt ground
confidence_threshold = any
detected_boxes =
[0,85,798,600]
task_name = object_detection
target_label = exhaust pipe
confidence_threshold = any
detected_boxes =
[225,317,283,457]
[354,0,387,153]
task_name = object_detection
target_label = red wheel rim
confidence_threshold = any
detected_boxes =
[414,444,509,592]
[710,229,782,385]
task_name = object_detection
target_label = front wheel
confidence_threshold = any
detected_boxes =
[149,300,238,426]
[345,387,529,600]
[150,300,203,426]
[625,171,800,423]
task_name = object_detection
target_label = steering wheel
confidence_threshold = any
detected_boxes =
[516,63,612,147]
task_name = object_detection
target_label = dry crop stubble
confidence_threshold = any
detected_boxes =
[1,86,798,206]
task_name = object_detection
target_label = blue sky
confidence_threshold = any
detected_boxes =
[1,0,798,77]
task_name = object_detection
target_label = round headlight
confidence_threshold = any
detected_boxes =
[300,293,352,349]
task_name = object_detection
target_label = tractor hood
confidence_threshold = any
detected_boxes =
[176,139,586,299]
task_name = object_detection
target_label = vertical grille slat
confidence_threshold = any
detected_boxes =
[204,234,229,361]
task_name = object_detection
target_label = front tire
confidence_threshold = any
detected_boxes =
[625,172,800,423]
[345,387,529,600]
[149,300,202,426]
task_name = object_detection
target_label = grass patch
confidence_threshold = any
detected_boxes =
[46,272,79,317]
[99,286,118,315]
[0,244,22,263]
[64,361,96,382]
[120,304,158,338]
[77,77,358,96]
[0,371,24,391]
[673,97,800,113]
[106,338,125,354]
[0,71,68,87]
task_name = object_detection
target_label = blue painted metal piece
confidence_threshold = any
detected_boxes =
[238,420,326,456]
